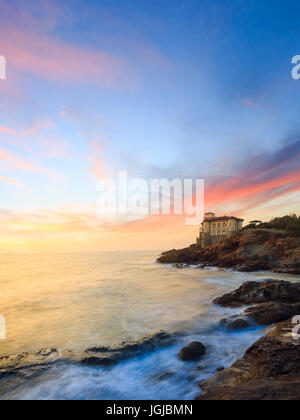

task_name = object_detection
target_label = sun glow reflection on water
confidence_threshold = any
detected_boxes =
[0,251,297,399]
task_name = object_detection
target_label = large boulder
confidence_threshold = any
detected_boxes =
[214,280,300,308]
[178,342,206,361]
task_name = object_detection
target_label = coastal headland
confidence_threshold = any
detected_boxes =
[157,229,300,274]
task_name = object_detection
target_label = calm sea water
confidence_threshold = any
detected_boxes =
[0,251,297,400]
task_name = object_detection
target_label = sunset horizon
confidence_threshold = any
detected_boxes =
[1,0,300,403]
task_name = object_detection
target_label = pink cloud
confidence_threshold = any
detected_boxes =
[0,145,52,175]
[0,25,123,86]
[0,176,26,189]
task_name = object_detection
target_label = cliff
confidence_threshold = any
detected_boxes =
[157,229,300,274]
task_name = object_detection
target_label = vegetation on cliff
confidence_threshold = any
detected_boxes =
[244,214,300,237]
[157,229,300,274]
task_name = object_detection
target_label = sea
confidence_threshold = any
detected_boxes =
[0,251,298,400]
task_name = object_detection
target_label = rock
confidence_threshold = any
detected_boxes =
[197,379,300,400]
[157,230,300,273]
[178,342,206,362]
[197,319,300,400]
[213,280,300,308]
[82,331,176,366]
[217,367,225,372]
[172,263,190,269]
[157,372,175,381]
[244,302,300,326]
[220,317,251,331]
[0,331,176,379]
[220,302,300,330]
[235,261,270,272]
[273,268,300,275]
[195,264,205,269]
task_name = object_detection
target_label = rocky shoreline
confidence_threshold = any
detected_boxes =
[2,275,300,399]
[0,331,176,394]
[157,229,300,274]
[196,279,300,400]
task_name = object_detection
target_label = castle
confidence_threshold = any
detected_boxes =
[197,212,244,247]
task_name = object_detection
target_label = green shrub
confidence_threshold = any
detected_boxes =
[243,214,300,236]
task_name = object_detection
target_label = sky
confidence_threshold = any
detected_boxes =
[0,0,300,252]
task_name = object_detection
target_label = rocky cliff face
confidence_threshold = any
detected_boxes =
[157,229,300,274]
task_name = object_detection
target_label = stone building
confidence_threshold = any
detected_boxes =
[197,212,244,247]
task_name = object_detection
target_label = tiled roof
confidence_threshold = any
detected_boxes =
[202,216,244,223]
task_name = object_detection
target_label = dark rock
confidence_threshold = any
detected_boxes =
[0,331,176,380]
[82,331,176,366]
[244,302,300,326]
[214,280,300,308]
[195,264,205,269]
[197,379,300,400]
[157,372,175,381]
[157,230,300,273]
[273,268,300,275]
[217,367,225,372]
[197,319,300,400]
[220,317,250,331]
[220,302,300,330]
[178,342,206,362]
[172,263,190,269]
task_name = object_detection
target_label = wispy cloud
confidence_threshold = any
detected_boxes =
[0,176,26,190]
[0,145,53,175]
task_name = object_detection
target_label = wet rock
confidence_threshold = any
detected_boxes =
[0,331,176,379]
[82,331,176,366]
[235,261,270,272]
[217,367,225,372]
[0,348,61,379]
[157,372,175,381]
[195,264,205,269]
[220,317,250,331]
[172,263,190,269]
[197,319,300,400]
[220,301,300,330]
[214,280,300,308]
[197,379,300,400]
[244,302,300,326]
[178,342,206,362]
